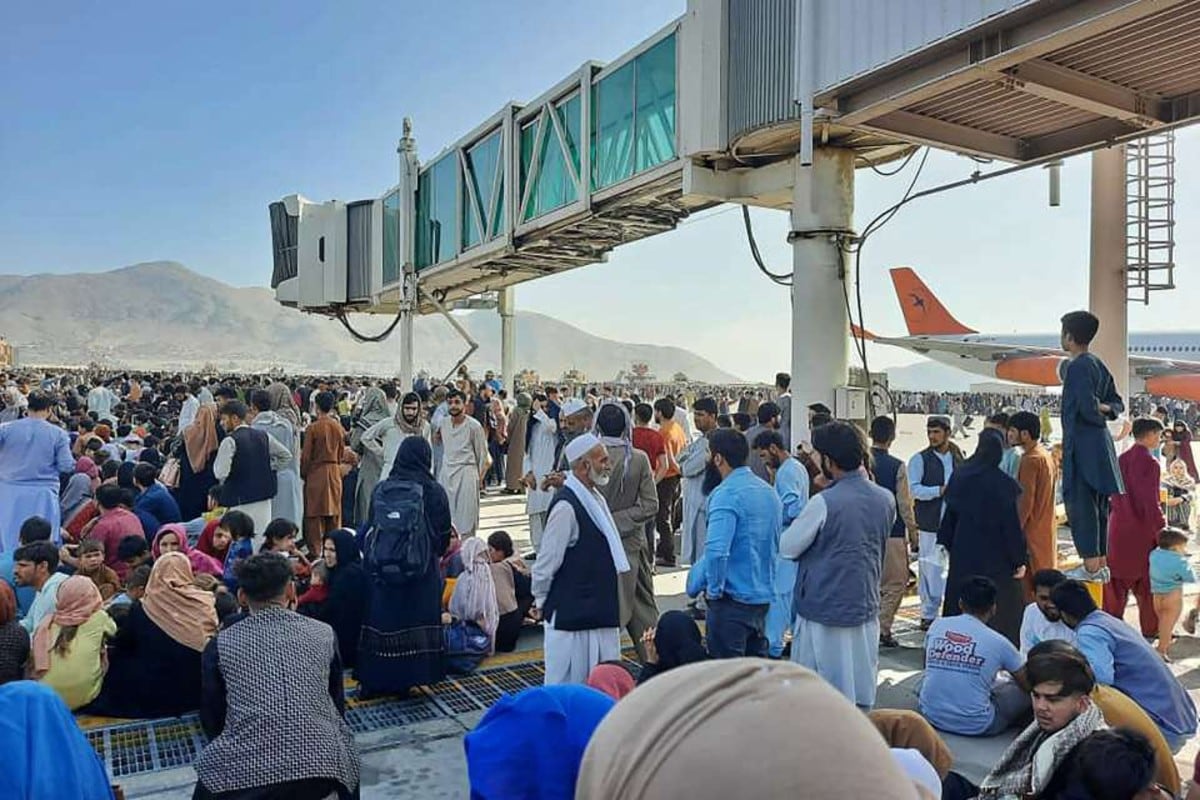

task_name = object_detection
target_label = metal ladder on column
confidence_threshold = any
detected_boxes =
[1126,132,1176,304]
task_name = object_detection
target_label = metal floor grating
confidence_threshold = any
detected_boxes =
[88,660,553,780]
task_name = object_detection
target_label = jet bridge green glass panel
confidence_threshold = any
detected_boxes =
[461,128,503,251]
[415,153,457,270]
[519,92,582,222]
[592,33,676,191]
[382,189,401,285]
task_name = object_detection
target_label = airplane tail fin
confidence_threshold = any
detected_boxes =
[889,267,976,336]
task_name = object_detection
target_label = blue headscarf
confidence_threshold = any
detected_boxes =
[0,681,114,800]
[464,685,615,799]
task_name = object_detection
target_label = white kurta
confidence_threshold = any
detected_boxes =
[437,415,488,538]
[524,410,559,549]
[532,499,621,685]
[678,434,710,565]
[362,417,431,478]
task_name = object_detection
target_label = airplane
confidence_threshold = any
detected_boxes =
[859,267,1200,402]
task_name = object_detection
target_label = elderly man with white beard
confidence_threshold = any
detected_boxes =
[532,433,631,684]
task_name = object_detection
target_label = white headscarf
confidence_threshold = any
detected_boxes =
[450,537,500,653]
[564,472,631,574]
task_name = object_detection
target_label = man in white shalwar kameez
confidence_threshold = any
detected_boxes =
[679,397,719,565]
[522,394,559,551]
[434,390,489,538]
[780,421,895,709]
[532,434,631,685]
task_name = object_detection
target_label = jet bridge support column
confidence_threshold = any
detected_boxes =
[499,286,516,391]
[1088,146,1130,403]
[790,149,854,450]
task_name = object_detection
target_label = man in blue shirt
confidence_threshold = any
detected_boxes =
[702,428,780,658]
[919,576,1030,736]
[132,461,182,539]
[0,390,74,553]
[753,430,807,658]
[1052,579,1197,751]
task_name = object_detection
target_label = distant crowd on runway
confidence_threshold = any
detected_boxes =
[1,311,1200,799]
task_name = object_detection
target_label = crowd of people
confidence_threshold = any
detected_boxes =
[1,310,1199,798]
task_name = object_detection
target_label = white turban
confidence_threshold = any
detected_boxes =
[564,432,602,464]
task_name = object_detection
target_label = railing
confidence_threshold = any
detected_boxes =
[1126,132,1176,304]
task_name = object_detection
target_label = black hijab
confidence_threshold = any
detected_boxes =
[638,610,709,685]
[389,436,435,485]
[318,527,366,668]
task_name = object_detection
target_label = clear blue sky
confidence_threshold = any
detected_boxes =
[3,1,1198,381]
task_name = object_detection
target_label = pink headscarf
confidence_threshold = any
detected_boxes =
[75,456,100,490]
[587,663,636,701]
[153,524,224,578]
[30,576,104,678]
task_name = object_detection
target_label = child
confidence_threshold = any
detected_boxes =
[486,531,534,653]
[1149,527,1195,660]
[118,535,153,573]
[203,485,227,522]
[106,564,152,622]
[260,518,312,581]
[1164,458,1195,531]
[74,539,120,600]
[296,561,329,609]
[219,510,256,593]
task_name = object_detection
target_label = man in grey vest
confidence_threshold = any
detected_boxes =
[907,416,964,630]
[780,421,894,709]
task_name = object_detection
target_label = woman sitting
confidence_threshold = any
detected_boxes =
[29,575,115,710]
[448,537,500,652]
[153,523,223,577]
[0,681,114,800]
[300,529,367,670]
[486,530,534,653]
[60,456,99,528]
[0,582,29,686]
[636,610,708,686]
[88,552,218,718]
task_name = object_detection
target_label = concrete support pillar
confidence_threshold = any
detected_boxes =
[1088,146,1129,403]
[499,286,516,391]
[790,149,854,450]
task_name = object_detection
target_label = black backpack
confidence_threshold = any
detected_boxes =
[365,480,431,584]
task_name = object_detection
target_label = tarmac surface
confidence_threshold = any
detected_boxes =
[111,414,1200,798]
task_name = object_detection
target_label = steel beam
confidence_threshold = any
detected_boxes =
[863,111,1027,162]
[1002,59,1165,126]
[1024,117,1140,159]
[826,0,1191,126]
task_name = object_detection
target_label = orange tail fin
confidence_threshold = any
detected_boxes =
[889,267,976,335]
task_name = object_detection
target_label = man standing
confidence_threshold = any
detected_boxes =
[429,386,449,480]
[523,393,558,552]
[908,416,962,629]
[775,373,792,449]
[652,398,687,568]
[1011,411,1058,599]
[679,397,718,566]
[987,412,1021,479]
[1104,417,1165,637]
[434,389,489,538]
[87,378,119,422]
[743,401,781,483]
[1059,310,1124,581]
[215,400,291,547]
[0,390,74,553]
[301,392,346,555]
[702,429,780,658]
[781,422,894,708]
[594,404,659,661]
[177,380,201,431]
[532,434,630,684]
[754,430,807,659]
[869,416,919,648]
[631,402,667,556]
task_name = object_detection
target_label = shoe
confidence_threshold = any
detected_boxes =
[879,632,900,648]
[1063,565,1111,583]
[919,618,934,631]
[1185,608,1198,635]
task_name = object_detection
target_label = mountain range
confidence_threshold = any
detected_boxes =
[0,262,740,383]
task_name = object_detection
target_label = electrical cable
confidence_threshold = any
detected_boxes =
[741,205,792,285]
[333,305,406,343]
[856,147,919,177]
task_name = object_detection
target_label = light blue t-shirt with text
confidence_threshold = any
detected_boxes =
[919,614,1024,735]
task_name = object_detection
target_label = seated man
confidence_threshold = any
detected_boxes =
[978,647,1105,798]
[197,553,360,799]
[1039,729,1172,800]
[1052,579,1198,751]
[919,576,1030,737]
[1029,640,1181,796]
[1019,568,1076,655]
